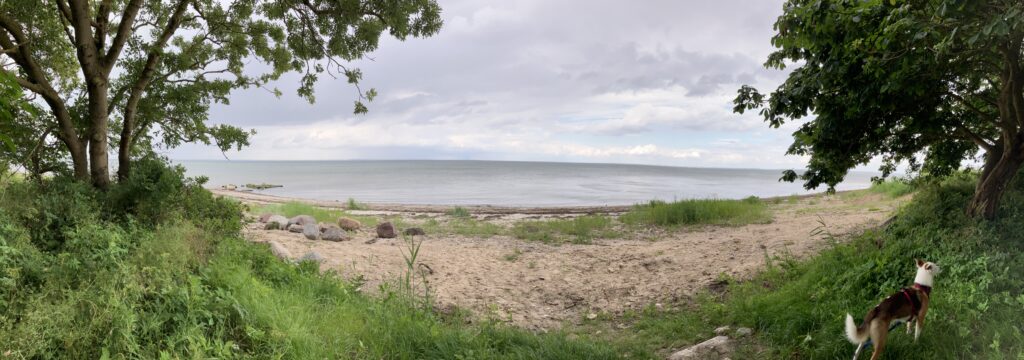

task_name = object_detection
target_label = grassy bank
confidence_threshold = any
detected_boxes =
[0,160,626,359]
[579,173,1023,359]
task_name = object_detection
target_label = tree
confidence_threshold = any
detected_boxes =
[734,0,1024,219]
[0,0,442,188]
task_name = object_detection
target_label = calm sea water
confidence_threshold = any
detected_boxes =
[177,160,879,207]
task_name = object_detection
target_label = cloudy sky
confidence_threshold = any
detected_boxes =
[169,0,823,169]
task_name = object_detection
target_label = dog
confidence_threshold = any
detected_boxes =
[844,259,940,360]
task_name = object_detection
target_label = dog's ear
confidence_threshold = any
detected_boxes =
[915,258,924,267]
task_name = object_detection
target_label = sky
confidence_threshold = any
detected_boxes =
[169,0,832,170]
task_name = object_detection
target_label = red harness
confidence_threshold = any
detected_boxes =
[902,283,931,315]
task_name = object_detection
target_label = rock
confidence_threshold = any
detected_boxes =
[224,184,237,190]
[735,327,753,338]
[266,215,288,230]
[258,213,274,223]
[403,227,426,236]
[376,222,397,238]
[264,221,281,230]
[299,251,324,263]
[268,240,291,260]
[322,227,349,241]
[288,224,304,233]
[714,326,731,336]
[321,223,340,232]
[338,217,362,231]
[364,238,378,245]
[288,215,317,227]
[303,223,319,240]
[668,336,734,360]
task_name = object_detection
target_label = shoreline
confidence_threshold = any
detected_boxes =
[210,187,868,215]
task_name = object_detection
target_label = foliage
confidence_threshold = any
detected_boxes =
[0,0,443,185]
[511,215,619,245]
[620,197,771,227]
[0,175,627,359]
[734,0,1024,218]
[869,179,916,198]
[591,172,1024,359]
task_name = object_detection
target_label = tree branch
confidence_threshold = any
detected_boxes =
[117,0,190,163]
[955,125,996,152]
[103,0,144,74]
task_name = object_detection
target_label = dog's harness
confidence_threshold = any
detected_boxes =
[899,283,930,323]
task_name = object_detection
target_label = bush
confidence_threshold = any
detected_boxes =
[105,156,243,235]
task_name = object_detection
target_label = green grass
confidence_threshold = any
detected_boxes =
[869,179,915,198]
[620,196,772,227]
[511,215,619,244]
[447,206,471,218]
[502,248,523,262]
[347,198,368,210]
[253,201,379,226]
[581,173,1024,359]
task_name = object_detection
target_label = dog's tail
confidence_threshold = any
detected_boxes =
[845,313,869,344]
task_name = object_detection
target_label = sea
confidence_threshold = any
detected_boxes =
[177,160,880,207]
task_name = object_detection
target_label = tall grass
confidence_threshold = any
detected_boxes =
[620,196,772,227]
[446,206,471,218]
[511,215,619,244]
[869,179,915,198]
[347,198,368,210]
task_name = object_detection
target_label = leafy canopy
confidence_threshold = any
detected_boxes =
[734,0,1024,193]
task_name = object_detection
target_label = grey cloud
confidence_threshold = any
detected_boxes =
[180,0,796,168]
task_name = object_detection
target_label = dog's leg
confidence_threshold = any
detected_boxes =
[869,320,888,360]
[906,319,913,334]
[915,306,929,342]
[852,342,865,360]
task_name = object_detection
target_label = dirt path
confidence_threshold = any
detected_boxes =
[240,193,901,329]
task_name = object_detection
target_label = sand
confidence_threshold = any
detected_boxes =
[228,190,902,330]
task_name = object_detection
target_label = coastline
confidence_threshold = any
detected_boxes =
[210,187,860,215]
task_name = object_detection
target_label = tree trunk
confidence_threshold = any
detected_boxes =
[968,140,1024,219]
[86,80,111,189]
[117,133,131,181]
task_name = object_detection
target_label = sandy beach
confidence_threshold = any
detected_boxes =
[216,189,904,329]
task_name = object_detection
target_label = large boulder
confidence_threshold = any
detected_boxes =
[288,215,317,227]
[268,240,291,260]
[668,336,734,360]
[403,227,426,236]
[302,223,319,240]
[338,217,362,231]
[265,215,288,230]
[376,222,397,238]
[321,227,350,242]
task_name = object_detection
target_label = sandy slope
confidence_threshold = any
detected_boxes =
[237,193,901,329]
